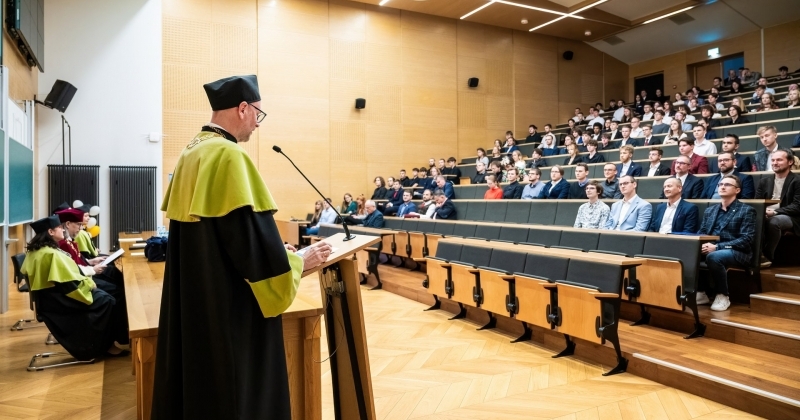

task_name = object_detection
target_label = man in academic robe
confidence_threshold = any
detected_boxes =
[152,75,332,420]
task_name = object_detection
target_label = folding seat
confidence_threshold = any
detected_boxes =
[527,227,561,247]
[476,249,528,329]
[447,245,494,318]
[453,201,469,219]
[465,201,486,221]
[596,232,645,257]
[554,202,581,226]
[424,222,455,258]
[511,253,570,336]
[452,223,477,238]
[558,230,599,251]
[474,224,501,240]
[498,226,530,243]
[528,202,558,225]
[484,201,508,223]
[424,242,463,301]
[505,201,532,224]
[409,220,436,259]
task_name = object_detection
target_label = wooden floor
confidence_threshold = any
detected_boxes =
[0,272,760,419]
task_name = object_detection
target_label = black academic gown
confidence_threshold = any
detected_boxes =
[152,128,295,420]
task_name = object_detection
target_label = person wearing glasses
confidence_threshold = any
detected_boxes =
[153,75,332,419]
[662,155,703,199]
[702,152,755,199]
[604,175,652,231]
[697,175,756,311]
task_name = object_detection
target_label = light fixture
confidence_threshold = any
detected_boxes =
[642,6,695,24]
[521,18,528,24]
[585,30,592,36]
[379,0,391,5]
[528,0,607,32]
[708,47,720,58]
[495,0,581,17]
[460,1,495,20]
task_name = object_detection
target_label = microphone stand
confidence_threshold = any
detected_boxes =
[273,146,356,241]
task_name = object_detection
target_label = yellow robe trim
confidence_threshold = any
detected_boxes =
[162,132,278,222]
[21,247,96,305]
[74,230,98,257]
[247,251,304,318]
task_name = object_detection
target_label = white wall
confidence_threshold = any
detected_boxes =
[37,0,162,251]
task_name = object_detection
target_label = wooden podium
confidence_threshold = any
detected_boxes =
[303,232,381,420]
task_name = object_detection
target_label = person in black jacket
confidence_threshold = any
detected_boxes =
[371,176,388,200]
[756,149,800,266]
[524,124,541,144]
[502,168,525,199]
[432,189,457,219]
[472,161,488,184]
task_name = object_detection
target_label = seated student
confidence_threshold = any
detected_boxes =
[398,169,412,188]
[604,175,652,231]
[21,215,129,360]
[341,193,357,215]
[394,191,417,217]
[616,145,642,177]
[562,143,583,166]
[601,163,623,199]
[344,200,384,228]
[484,175,504,200]
[522,168,545,199]
[306,199,337,235]
[663,155,704,199]
[569,163,590,199]
[371,176,389,200]
[651,110,670,134]
[574,180,610,229]
[381,179,405,215]
[524,125,542,144]
[309,200,323,225]
[432,189,457,220]
[711,134,753,173]
[648,178,699,234]
[584,139,606,164]
[753,125,784,172]
[670,139,709,175]
[646,147,671,176]
[540,134,560,156]
[441,157,463,185]
[702,152,755,199]
[487,161,504,184]
[538,166,569,199]
[756,149,800,267]
[502,168,525,199]
[598,132,619,151]
[412,167,432,198]
[697,175,756,311]
[408,189,437,219]
[472,161,488,184]
[434,175,456,200]
[526,148,548,169]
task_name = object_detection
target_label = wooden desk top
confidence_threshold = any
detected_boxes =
[121,233,324,339]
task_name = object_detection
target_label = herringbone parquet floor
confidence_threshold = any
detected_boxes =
[0,268,760,419]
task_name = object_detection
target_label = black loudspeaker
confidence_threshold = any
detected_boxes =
[355,98,366,109]
[562,51,574,61]
[468,77,479,88]
[44,80,78,113]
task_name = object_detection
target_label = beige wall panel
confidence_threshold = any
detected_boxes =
[329,0,366,41]
[329,165,369,207]
[258,0,329,37]
[260,30,329,58]
[163,0,211,19]
[457,21,487,59]
[515,99,557,138]
[260,53,330,98]
[402,28,456,54]
[400,10,456,38]
[401,87,457,110]
[402,126,457,162]
[330,121,366,162]
[603,54,628,104]
[764,21,800,74]
[402,107,457,130]
[581,74,603,106]
[163,64,212,111]
[261,96,329,122]
[4,35,37,102]
[486,96,513,132]
[366,84,401,124]
[212,24,258,71]
[330,39,365,82]
[457,56,486,93]
[514,59,557,95]
[210,0,257,27]
[364,6,401,46]
[365,43,401,85]
[365,122,402,163]
[401,47,457,89]
[458,91,487,129]
[484,26,513,62]
[163,17,211,65]
[330,80,367,121]
[162,111,209,169]
[513,31,557,52]
[486,60,513,96]
[457,129,490,161]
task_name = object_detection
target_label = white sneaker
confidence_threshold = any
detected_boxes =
[710,295,731,311]
[695,292,710,305]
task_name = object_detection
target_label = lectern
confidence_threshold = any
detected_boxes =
[303,232,381,420]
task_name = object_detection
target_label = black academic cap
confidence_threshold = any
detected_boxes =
[52,201,70,214]
[203,75,261,111]
[31,215,62,235]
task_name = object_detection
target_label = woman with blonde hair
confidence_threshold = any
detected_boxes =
[511,150,527,173]
[731,96,749,113]
[310,200,324,225]
[355,195,366,216]
[786,89,799,108]
[563,143,582,166]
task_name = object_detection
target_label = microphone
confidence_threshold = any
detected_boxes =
[272,145,356,242]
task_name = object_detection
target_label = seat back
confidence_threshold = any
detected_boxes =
[522,253,570,281]
[559,231,600,251]
[455,245,493,267]
[401,219,419,232]
[565,259,624,294]
[527,227,562,247]
[11,253,27,292]
[415,219,436,233]
[465,201,486,221]
[484,201,508,222]
[318,225,341,237]
[453,201,469,219]
[505,201,532,223]
[384,218,403,230]
[432,222,455,236]
[596,232,645,256]
[528,201,558,225]
[435,242,463,261]
[487,249,527,274]
[474,224,502,240]
[452,223,477,238]
[499,226,529,243]
[554,202,582,226]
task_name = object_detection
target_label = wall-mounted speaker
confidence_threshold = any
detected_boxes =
[355,98,366,109]
[468,77,479,88]
[44,80,78,113]
[562,51,574,61]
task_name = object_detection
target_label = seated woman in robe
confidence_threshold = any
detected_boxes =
[21,215,129,360]
[72,204,102,259]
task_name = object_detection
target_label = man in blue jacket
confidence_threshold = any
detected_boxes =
[432,189,457,219]
[661,155,704,199]
[701,152,755,199]
[604,175,652,231]
[345,200,385,228]
[434,175,456,200]
[538,166,570,199]
[395,191,417,217]
[649,178,699,233]
[616,145,642,177]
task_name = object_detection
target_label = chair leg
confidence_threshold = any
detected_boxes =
[598,322,628,376]
[682,291,706,339]
[477,313,496,330]
[449,303,467,320]
[553,334,576,358]
[511,322,532,343]
[424,295,441,311]
[630,304,651,326]
[11,319,45,331]
[45,333,58,345]
[367,251,383,291]
[27,353,95,372]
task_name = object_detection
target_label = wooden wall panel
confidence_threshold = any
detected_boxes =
[764,20,800,75]
[603,54,628,105]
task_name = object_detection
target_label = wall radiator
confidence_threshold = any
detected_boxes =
[109,166,158,250]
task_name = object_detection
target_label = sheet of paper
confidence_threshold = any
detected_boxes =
[98,249,125,267]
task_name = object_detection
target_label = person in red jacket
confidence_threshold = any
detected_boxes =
[484,174,503,199]
[670,138,709,175]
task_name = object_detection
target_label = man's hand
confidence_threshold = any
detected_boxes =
[88,257,106,265]
[302,242,333,272]
[766,208,776,218]
[701,242,717,255]
[284,244,297,252]
[93,265,106,275]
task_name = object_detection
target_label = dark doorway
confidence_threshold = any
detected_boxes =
[634,73,664,102]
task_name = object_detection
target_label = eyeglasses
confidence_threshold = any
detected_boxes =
[717,182,737,188]
[717,158,733,162]
[675,161,690,166]
[619,181,634,187]
[249,103,267,123]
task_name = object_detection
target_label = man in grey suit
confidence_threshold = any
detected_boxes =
[604,175,652,231]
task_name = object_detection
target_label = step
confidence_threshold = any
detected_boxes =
[762,271,800,294]
[750,292,800,321]
[708,311,800,358]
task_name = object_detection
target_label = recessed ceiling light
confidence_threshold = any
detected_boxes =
[585,30,591,36]
[528,0,607,32]
[521,19,528,24]
[379,0,391,5]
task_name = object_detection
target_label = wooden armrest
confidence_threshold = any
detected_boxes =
[468,268,480,274]
[365,247,380,252]
[499,275,515,281]
[413,258,427,263]
[542,283,557,290]
[590,292,620,299]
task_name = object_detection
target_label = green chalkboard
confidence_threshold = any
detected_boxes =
[9,137,33,224]
[0,131,4,225]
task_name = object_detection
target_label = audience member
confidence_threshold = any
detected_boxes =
[371,176,388,200]
[394,191,417,217]
[691,125,717,156]
[598,132,618,151]
[490,146,503,162]
[716,134,753,173]
[724,69,739,86]
[697,175,756,311]
[432,189,457,220]
[613,100,625,121]
[344,200,385,228]
[604,175,651,231]
[488,161,504,182]
[616,145,642,177]
[619,107,633,124]
[756,149,800,267]
[537,166,569,199]
[729,80,742,94]
[398,169,412,188]
[620,126,638,146]
[573,181,609,229]
[648,178,699,234]
[525,125,541,144]
[707,93,724,111]
[672,92,685,106]
[697,119,717,140]
[527,149,548,169]
[306,199,337,235]
[522,168,545,199]
[441,157,462,184]
[541,134,559,156]
[776,66,793,81]
[409,189,436,219]
[472,161,487,184]
[754,126,781,171]
[341,193,357,214]
[309,200,323,225]
[651,110,669,134]
[413,167,432,198]
[727,105,749,125]
[502,168,525,199]
[586,107,604,129]
[703,152,755,199]
[434,175,455,199]
[572,107,583,123]
[730,96,748,113]
[674,111,693,130]
[640,125,659,146]
[484,175,504,199]
[666,155,704,199]
[641,104,653,121]
[381,179,404,215]
[601,163,623,199]
[503,132,519,155]
[664,120,687,144]
[476,148,489,168]
[670,139,709,175]
[749,85,766,105]
[511,150,527,173]
[569,163,590,199]
[786,89,799,108]
[563,144,582,166]
[700,105,722,125]
[757,92,781,112]
[608,121,622,140]
[646,147,671,176]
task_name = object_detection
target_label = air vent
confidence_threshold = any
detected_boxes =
[668,13,695,25]
[603,35,625,46]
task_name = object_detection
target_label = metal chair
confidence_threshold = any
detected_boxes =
[10,253,44,331]
[26,290,95,371]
